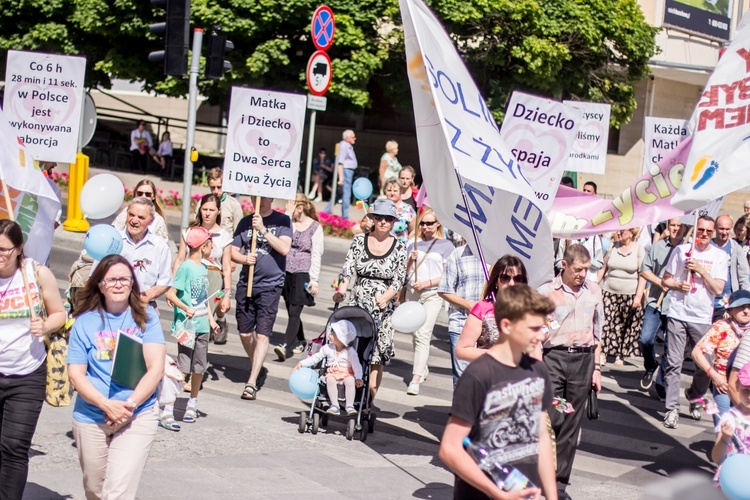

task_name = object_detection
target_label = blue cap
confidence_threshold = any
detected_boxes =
[728,290,750,309]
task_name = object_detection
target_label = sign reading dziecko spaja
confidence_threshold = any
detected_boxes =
[222,87,307,200]
[3,50,86,163]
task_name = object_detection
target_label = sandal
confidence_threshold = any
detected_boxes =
[241,384,258,400]
[158,415,181,432]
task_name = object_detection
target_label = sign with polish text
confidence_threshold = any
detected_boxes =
[642,117,689,174]
[223,87,307,200]
[563,100,610,175]
[3,50,86,163]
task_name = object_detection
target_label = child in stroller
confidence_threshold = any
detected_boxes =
[294,319,363,416]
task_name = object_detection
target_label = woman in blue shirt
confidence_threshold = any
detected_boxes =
[67,254,165,499]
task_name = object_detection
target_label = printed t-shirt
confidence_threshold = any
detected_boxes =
[449,353,552,497]
[67,308,165,424]
[664,243,728,324]
[171,260,210,334]
[233,210,293,291]
[470,300,500,349]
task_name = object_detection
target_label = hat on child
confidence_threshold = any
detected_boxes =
[185,226,213,249]
[738,363,750,386]
[330,319,357,347]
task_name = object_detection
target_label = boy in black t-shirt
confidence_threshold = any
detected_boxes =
[439,285,557,500]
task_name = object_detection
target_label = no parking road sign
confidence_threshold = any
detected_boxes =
[306,51,332,96]
[311,5,335,51]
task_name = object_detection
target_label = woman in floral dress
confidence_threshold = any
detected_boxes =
[333,199,407,400]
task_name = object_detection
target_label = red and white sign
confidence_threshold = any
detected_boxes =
[311,5,335,51]
[3,50,86,163]
[306,51,332,96]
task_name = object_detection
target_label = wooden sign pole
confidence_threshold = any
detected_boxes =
[246,196,261,298]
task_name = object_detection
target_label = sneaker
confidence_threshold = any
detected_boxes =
[419,367,429,383]
[292,344,306,355]
[686,389,703,420]
[640,370,655,390]
[327,406,340,415]
[407,381,420,395]
[274,344,287,362]
[663,409,679,428]
[183,404,197,423]
[346,406,357,416]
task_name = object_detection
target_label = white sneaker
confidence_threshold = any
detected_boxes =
[407,381,420,395]
[663,409,679,429]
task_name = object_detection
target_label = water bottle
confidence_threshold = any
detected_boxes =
[462,437,536,494]
[303,282,314,296]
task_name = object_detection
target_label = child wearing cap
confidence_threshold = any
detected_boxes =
[164,226,218,427]
[692,289,750,426]
[711,363,750,478]
[294,319,363,416]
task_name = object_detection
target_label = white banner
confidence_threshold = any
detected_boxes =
[679,196,725,224]
[400,0,553,286]
[673,16,750,210]
[3,50,86,164]
[563,101,610,174]
[501,92,581,211]
[643,117,689,174]
[223,88,307,200]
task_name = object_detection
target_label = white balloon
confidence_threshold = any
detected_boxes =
[80,174,125,220]
[391,301,427,333]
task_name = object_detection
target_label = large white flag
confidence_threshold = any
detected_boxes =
[673,16,750,210]
[0,108,61,264]
[400,0,553,286]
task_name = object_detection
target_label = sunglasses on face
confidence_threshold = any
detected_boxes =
[498,273,527,284]
[135,190,153,198]
[696,228,714,234]
[419,221,437,227]
[370,214,396,222]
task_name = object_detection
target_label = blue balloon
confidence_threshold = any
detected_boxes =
[352,177,373,200]
[84,224,123,261]
[719,454,750,500]
[289,367,319,400]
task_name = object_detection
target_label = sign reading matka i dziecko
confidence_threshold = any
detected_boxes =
[223,88,307,200]
[3,50,86,164]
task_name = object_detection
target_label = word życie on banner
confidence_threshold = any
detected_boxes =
[399,0,553,286]
[550,137,690,238]
[500,92,581,211]
[673,15,750,210]
[0,108,61,264]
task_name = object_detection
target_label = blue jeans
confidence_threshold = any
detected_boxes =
[325,168,354,219]
[639,305,665,373]
[712,386,731,427]
[448,329,468,389]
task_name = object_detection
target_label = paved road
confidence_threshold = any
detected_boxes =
[23,231,720,499]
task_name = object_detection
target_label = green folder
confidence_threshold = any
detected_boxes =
[110,331,147,389]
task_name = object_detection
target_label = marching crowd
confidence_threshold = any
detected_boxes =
[1,143,750,499]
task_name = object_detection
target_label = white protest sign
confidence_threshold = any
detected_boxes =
[643,117,689,173]
[501,92,581,211]
[3,50,86,163]
[223,88,307,200]
[563,100,610,174]
[679,196,725,224]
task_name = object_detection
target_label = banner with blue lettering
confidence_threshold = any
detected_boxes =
[400,0,553,286]
[500,92,581,212]
[673,15,750,210]
[223,87,307,200]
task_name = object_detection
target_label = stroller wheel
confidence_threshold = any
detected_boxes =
[298,412,307,434]
[311,412,320,434]
[368,412,376,433]
[359,424,368,442]
[321,414,329,427]
[346,418,355,440]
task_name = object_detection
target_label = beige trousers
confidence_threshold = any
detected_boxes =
[72,407,158,500]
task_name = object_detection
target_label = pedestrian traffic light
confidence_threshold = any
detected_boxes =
[205,31,234,79]
[148,0,191,77]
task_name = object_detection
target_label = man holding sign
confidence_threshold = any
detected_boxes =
[231,198,292,401]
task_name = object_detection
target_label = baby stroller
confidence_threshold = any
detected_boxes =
[298,305,377,441]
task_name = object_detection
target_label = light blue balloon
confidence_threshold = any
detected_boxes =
[352,177,373,200]
[289,367,319,400]
[719,454,750,500]
[84,224,123,261]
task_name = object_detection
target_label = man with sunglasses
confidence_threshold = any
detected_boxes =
[661,216,728,429]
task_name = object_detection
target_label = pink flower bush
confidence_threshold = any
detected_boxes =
[51,171,69,189]
[318,211,356,238]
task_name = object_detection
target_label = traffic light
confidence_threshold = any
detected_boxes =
[205,31,234,79]
[148,0,190,76]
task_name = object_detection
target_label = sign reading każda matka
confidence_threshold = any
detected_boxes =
[223,88,307,200]
[3,50,86,164]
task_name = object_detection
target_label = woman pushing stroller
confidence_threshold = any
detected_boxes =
[294,320,363,416]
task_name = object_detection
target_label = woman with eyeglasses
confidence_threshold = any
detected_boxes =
[404,208,455,395]
[172,194,233,344]
[113,179,169,243]
[455,255,529,363]
[599,227,645,367]
[67,254,166,499]
[0,220,65,499]
[333,199,407,400]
